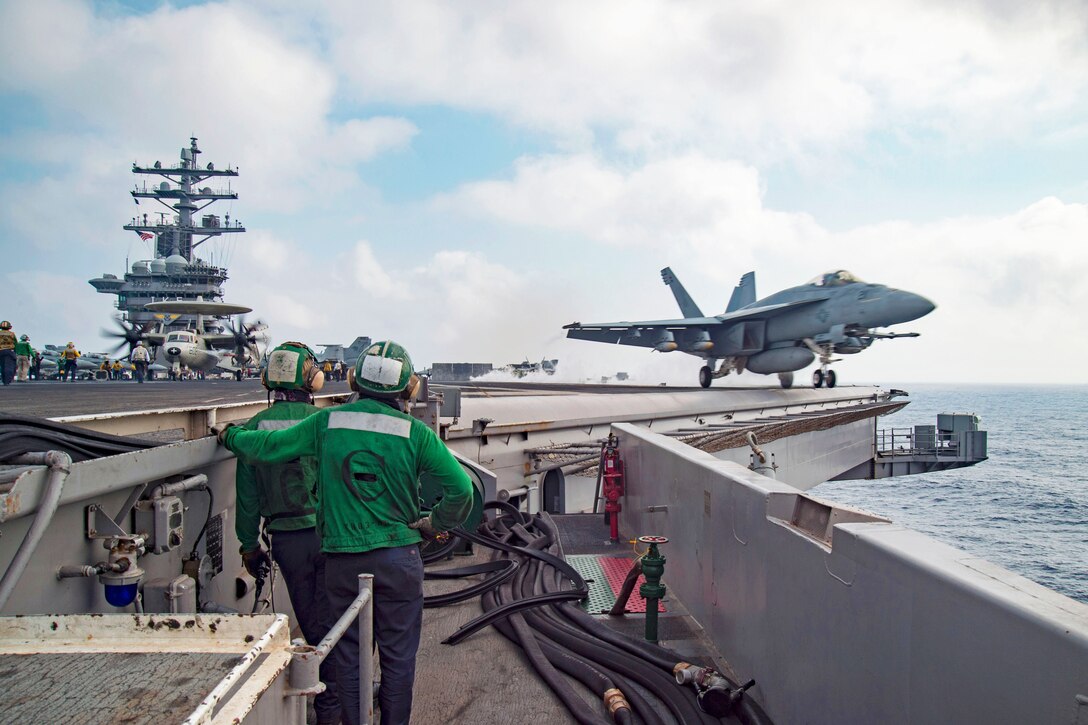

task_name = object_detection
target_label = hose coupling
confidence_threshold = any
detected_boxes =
[673,661,696,684]
[603,688,630,720]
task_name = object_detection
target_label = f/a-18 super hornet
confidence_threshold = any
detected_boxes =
[104,299,267,377]
[564,268,935,389]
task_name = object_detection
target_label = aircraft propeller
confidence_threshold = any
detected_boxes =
[226,316,268,367]
[102,316,153,357]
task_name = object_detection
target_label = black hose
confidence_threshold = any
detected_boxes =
[607,558,643,615]
[422,559,519,608]
[0,413,161,462]
[188,487,214,560]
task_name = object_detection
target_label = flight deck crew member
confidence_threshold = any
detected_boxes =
[216,341,473,725]
[130,341,150,383]
[15,334,34,382]
[112,360,123,380]
[62,342,80,381]
[233,342,339,725]
[0,321,16,385]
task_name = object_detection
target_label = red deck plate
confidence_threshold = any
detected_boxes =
[596,556,665,613]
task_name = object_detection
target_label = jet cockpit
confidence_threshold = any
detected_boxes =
[808,270,864,287]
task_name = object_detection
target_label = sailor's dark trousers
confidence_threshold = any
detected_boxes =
[325,544,423,725]
[0,349,14,385]
[269,527,339,723]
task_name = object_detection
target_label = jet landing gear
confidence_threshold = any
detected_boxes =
[803,338,840,389]
[699,359,736,388]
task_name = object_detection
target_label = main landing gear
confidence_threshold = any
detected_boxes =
[699,366,712,388]
[812,368,837,388]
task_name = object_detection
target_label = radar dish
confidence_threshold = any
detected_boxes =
[144,301,253,315]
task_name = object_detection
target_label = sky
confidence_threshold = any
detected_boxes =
[1,0,1086,385]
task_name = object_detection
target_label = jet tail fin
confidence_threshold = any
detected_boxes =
[660,267,704,318]
[726,272,756,312]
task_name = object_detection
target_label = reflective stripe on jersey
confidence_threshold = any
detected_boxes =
[257,419,306,431]
[327,411,411,438]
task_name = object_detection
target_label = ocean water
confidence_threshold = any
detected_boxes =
[816,384,1088,604]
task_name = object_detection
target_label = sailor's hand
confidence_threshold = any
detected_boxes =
[241,548,271,579]
[210,423,236,445]
[409,515,439,541]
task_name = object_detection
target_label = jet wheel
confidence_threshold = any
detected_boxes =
[812,369,824,388]
[699,366,712,388]
[825,369,837,388]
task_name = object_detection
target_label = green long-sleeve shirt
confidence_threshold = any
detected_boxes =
[224,397,473,553]
[14,341,33,357]
[234,400,320,553]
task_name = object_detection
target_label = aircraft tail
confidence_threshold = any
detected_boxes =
[660,267,704,318]
[726,272,756,312]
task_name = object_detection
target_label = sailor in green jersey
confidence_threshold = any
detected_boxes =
[233,341,339,725]
[217,340,472,725]
[14,334,34,382]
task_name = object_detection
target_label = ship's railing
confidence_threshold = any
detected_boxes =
[876,427,961,457]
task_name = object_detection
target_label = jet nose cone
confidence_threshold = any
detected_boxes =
[892,291,936,323]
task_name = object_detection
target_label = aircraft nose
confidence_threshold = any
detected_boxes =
[889,290,936,323]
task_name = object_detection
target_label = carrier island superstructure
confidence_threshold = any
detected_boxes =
[88,137,245,340]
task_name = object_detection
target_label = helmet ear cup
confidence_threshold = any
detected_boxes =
[260,367,269,388]
[309,368,325,393]
[347,367,359,393]
[400,373,421,402]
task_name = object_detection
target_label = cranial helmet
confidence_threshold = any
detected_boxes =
[0,321,10,330]
[20,335,29,341]
[261,341,324,393]
[136,341,144,347]
[349,340,419,400]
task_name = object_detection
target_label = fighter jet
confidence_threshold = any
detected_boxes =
[564,268,935,389]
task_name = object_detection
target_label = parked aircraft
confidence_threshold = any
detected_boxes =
[316,336,372,363]
[564,268,935,389]
[39,345,168,378]
[103,300,267,376]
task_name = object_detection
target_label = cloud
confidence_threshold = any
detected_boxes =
[322,0,1088,155]
[0,0,417,217]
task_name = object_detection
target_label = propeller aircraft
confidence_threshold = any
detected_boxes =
[102,300,268,377]
[564,268,935,389]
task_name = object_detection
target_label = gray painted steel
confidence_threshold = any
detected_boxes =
[614,422,1088,725]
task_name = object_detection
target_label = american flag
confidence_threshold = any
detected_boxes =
[136,231,154,241]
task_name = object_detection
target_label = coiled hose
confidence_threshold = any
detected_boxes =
[425,504,774,725]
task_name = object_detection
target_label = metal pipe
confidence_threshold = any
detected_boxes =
[497,486,530,502]
[57,565,100,579]
[150,473,209,498]
[181,613,288,725]
[358,574,374,725]
[0,451,72,610]
[313,574,373,661]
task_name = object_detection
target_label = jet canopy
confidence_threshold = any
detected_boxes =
[808,270,864,287]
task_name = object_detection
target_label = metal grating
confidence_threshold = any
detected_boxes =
[566,555,666,614]
[566,555,614,613]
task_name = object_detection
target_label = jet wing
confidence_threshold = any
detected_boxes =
[564,317,721,348]
[715,297,827,322]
